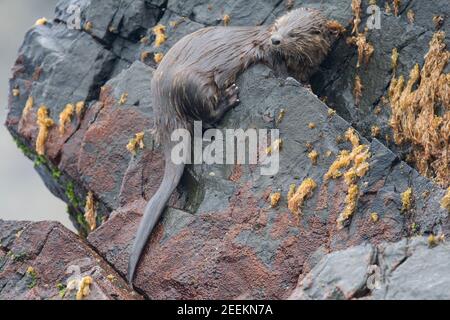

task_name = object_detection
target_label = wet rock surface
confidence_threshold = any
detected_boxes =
[4,0,449,299]
[0,220,140,300]
[289,236,450,300]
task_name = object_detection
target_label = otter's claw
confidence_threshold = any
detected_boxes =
[224,84,240,109]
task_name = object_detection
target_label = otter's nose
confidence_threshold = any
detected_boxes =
[271,35,282,45]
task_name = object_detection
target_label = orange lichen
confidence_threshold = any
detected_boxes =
[441,187,450,211]
[407,10,415,24]
[36,106,54,156]
[154,52,164,64]
[308,122,316,129]
[370,212,379,223]
[347,32,374,68]
[140,51,151,62]
[428,234,445,248]
[84,191,97,232]
[371,126,381,137]
[266,139,283,155]
[288,178,317,215]
[75,101,85,117]
[389,32,449,186]
[276,109,286,125]
[140,36,149,44]
[326,20,346,36]
[59,104,74,135]
[84,21,93,32]
[287,183,296,201]
[270,192,281,208]
[223,14,231,26]
[22,96,34,117]
[76,276,93,300]
[337,184,359,229]
[433,16,444,30]
[325,128,371,227]
[127,132,145,155]
[401,188,413,212]
[35,18,48,26]
[393,0,400,17]
[351,0,362,34]
[391,48,399,71]
[328,108,337,117]
[385,2,392,14]
[354,75,363,106]
[119,93,128,105]
[153,24,167,47]
[308,150,319,165]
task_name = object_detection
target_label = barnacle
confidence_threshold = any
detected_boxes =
[12,88,20,97]
[389,32,450,186]
[127,132,145,155]
[308,150,319,165]
[441,187,450,211]
[153,24,167,47]
[287,178,317,215]
[154,52,164,64]
[36,106,54,156]
[35,18,48,26]
[223,15,231,27]
[270,192,281,208]
[308,122,316,129]
[401,188,413,212]
[22,96,34,117]
[76,276,93,300]
[140,36,149,44]
[84,191,97,232]
[59,104,74,135]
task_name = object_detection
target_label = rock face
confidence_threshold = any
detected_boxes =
[0,220,140,300]
[4,0,450,299]
[289,236,450,300]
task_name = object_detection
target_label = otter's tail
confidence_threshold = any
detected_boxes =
[127,151,185,285]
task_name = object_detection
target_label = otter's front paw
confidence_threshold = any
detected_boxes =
[224,84,240,109]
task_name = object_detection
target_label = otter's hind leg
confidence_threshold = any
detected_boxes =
[209,84,240,123]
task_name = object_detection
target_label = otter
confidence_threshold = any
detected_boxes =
[128,8,334,284]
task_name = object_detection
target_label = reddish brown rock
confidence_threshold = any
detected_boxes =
[0,220,141,300]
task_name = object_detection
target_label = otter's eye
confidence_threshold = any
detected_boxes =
[311,30,321,35]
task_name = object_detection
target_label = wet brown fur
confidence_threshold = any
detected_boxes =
[128,8,333,284]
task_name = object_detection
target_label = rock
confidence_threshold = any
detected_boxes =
[289,236,450,300]
[4,0,450,300]
[0,219,140,300]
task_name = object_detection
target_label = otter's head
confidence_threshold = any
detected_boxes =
[268,8,333,81]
